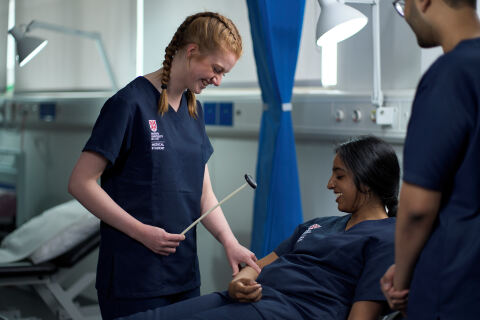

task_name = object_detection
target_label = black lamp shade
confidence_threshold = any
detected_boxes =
[8,26,48,67]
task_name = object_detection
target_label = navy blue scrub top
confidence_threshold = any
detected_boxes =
[83,76,213,298]
[254,215,395,319]
[403,38,480,319]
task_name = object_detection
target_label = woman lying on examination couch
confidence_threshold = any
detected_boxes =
[120,136,400,320]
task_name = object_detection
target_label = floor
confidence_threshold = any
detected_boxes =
[0,286,100,320]
[0,226,100,320]
[0,286,56,320]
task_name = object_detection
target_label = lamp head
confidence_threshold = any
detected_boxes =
[316,0,368,46]
[8,25,48,67]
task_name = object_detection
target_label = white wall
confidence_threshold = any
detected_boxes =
[337,1,421,91]
[14,0,136,91]
[144,0,257,85]
[144,0,422,90]
[7,0,470,92]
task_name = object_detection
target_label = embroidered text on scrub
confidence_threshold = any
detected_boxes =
[296,224,321,243]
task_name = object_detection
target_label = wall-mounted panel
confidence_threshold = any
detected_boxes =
[199,87,413,143]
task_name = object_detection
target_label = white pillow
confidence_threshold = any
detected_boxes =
[29,211,99,264]
[0,200,99,264]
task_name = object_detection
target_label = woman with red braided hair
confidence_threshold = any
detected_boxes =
[68,12,260,319]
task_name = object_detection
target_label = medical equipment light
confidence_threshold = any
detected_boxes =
[7,26,48,68]
[316,0,383,107]
[8,20,118,91]
[321,44,337,86]
[316,0,368,46]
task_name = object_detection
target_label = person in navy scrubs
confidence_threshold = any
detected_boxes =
[68,12,260,319]
[380,1,480,319]
[119,136,400,320]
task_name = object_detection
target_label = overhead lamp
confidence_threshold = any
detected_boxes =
[316,0,383,107]
[8,20,118,91]
[7,26,48,68]
[316,0,368,46]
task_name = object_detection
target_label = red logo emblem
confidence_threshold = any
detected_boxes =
[308,224,321,230]
[149,120,157,132]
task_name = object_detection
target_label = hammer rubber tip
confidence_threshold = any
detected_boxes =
[244,174,257,189]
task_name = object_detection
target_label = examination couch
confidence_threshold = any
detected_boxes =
[0,200,100,320]
[0,230,100,320]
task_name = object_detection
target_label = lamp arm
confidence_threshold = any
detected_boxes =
[26,20,119,91]
[371,0,383,107]
[93,37,119,91]
[343,0,383,107]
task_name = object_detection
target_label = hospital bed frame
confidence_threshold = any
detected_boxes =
[0,231,101,320]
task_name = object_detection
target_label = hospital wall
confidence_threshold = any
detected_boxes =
[0,0,456,300]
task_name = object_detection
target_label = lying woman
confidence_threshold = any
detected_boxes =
[120,136,400,320]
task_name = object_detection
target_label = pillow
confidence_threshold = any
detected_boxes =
[29,210,99,264]
[0,200,98,264]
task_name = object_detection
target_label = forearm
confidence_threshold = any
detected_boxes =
[199,177,237,246]
[348,301,383,320]
[69,179,143,239]
[68,154,145,241]
[394,183,441,289]
[232,263,260,282]
[394,213,436,289]
[202,208,237,246]
[232,252,279,282]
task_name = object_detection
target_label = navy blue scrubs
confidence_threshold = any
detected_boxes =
[403,38,480,320]
[83,77,213,318]
[120,215,395,320]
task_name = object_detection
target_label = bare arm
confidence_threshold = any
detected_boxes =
[68,151,184,255]
[228,252,279,302]
[394,182,441,289]
[348,301,384,320]
[232,252,279,282]
[200,165,260,275]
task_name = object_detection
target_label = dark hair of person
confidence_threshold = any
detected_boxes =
[443,0,476,8]
[335,136,400,217]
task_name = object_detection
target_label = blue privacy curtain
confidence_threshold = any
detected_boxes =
[247,0,305,257]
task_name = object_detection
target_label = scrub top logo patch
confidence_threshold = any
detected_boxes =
[297,223,321,243]
[148,120,165,151]
[149,120,157,132]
